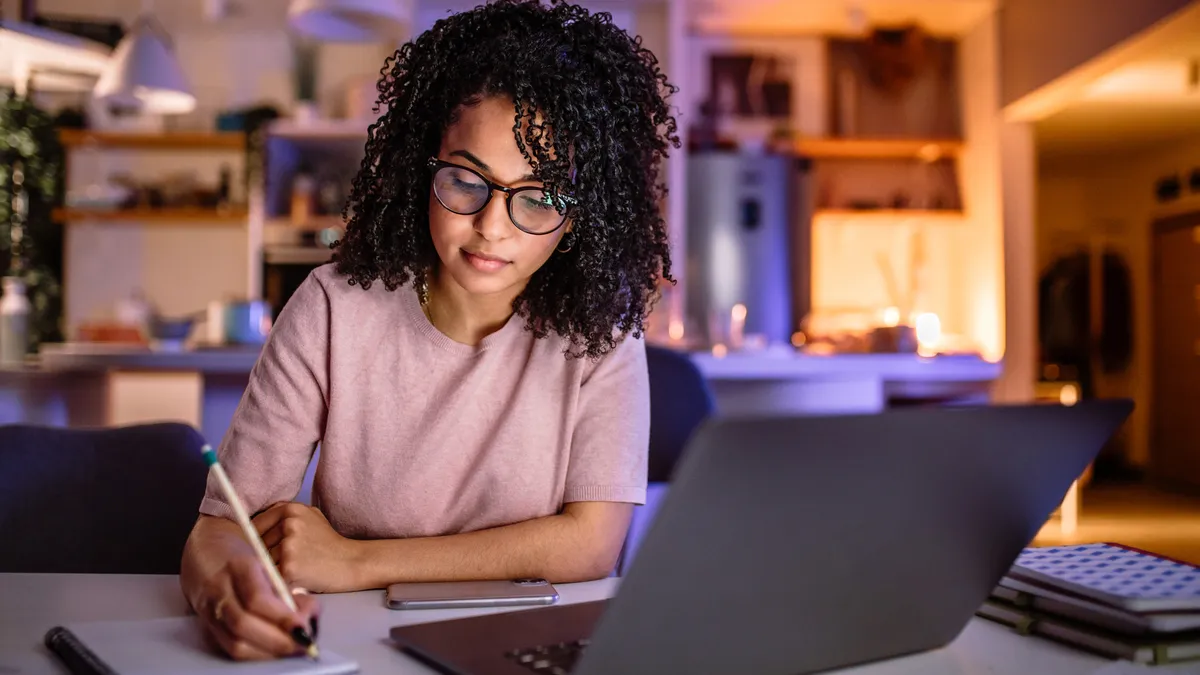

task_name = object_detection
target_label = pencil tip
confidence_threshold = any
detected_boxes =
[307,644,320,660]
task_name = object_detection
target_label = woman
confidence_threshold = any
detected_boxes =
[179,0,678,661]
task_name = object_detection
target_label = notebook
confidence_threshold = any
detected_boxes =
[992,580,1200,635]
[977,598,1200,666]
[44,616,359,675]
[1009,544,1200,613]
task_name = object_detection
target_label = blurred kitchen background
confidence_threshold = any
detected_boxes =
[3,0,1200,560]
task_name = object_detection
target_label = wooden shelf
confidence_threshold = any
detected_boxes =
[265,216,345,231]
[263,245,335,265]
[785,137,962,160]
[54,207,249,223]
[814,209,965,221]
[58,130,246,151]
[268,119,370,141]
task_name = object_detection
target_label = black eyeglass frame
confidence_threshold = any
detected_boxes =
[426,157,576,235]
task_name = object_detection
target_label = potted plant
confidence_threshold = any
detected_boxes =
[0,90,65,355]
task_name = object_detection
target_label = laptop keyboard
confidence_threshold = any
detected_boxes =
[505,639,589,674]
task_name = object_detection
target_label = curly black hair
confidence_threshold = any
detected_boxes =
[332,0,678,359]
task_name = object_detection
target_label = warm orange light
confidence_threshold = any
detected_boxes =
[881,306,900,327]
[1059,384,1079,406]
[729,304,747,349]
[711,343,728,358]
[916,143,943,163]
[1084,61,1192,99]
[914,312,941,357]
[668,319,684,342]
[791,331,806,348]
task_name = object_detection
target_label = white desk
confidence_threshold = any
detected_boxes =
[0,573,1180,675]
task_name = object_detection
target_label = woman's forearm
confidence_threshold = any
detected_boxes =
[351,502,632,589]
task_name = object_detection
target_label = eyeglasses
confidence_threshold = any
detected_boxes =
[427,157,574,235]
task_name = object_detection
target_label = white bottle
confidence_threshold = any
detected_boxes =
[0,276,31,365]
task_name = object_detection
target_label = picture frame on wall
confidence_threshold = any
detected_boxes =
[826,30,961,139]
[689,36,827,147]
[707,53,792,120]
[702,51,794,148]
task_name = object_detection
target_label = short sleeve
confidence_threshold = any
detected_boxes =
[562,334,650,505]
[198,271,331,519]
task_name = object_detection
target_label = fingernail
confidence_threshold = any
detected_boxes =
[291,626,314,647]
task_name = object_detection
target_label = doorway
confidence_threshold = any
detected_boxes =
[1151,212,1200,491]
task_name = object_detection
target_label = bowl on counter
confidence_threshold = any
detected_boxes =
[148,314,197,351]
[867,325,918,353]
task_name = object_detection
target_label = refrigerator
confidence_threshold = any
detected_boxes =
[685,149,810,348]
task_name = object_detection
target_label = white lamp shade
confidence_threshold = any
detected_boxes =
[288,0,411,42]
[94,18,195,115]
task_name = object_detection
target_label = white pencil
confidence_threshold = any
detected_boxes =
[202,444,319,659]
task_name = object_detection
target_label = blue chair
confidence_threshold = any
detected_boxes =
[645,345,717,482]
[0,422,209,574]
[619,345,716,574]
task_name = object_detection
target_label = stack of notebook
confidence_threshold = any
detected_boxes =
[978,543,1200,665]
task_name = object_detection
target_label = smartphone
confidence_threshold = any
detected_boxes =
[385,578,559,610]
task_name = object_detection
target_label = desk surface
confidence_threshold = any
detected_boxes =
[0,573,1182,675]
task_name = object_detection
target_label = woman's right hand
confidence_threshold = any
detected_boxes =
[195,553,321,660]
[182,516,320,661]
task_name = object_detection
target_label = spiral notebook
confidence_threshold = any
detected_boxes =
[45,616,359,675]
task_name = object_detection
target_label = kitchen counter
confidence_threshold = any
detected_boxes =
[34,343,1000,380]
[37,343,262,374]
[688,349,1000,415]
[1,344,1002,443]
[690,350,1000,381]
[0,365,111,429]
[2,344,261,444]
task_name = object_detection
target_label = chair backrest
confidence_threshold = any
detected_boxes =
[645,345,716,483]
[0,423,209,574]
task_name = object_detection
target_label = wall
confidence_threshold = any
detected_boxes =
[954,10,1004,364]
[999,0,1192,106]
[1037,135,1200,467]
[811,214,963,338]
[997,120,1036,402]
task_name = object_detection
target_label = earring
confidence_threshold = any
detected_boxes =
[556,232,575,254]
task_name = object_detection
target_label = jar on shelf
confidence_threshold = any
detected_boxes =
[0,276,31,365]
[291,170,316,226]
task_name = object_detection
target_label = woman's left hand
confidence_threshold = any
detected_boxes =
[253,503,364,593]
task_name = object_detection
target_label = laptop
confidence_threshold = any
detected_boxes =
[389,400,1133,675]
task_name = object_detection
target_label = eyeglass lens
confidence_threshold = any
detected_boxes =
[432,164,567,234]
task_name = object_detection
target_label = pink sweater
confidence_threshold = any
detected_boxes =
[198,264,649,539]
